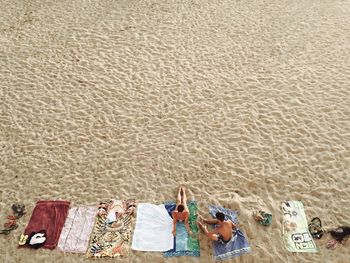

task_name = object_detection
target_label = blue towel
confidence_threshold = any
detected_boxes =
[209,205,251,261]
[163,201,200,257]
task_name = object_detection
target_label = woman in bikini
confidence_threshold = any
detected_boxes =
[172,187,192,236]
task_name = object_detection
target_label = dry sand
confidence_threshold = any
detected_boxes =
[1,0,349,262]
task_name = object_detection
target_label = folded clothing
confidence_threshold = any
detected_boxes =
[253,210,272,226]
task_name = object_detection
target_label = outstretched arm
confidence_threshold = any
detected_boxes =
[206,229,220,241]
[202,217,219,225]
[172,217,177,235]
[198,221,219,241]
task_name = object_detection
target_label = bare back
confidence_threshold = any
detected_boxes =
[215,220,235,241]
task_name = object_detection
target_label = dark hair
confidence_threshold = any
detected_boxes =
[216,212,225,222]
[330,226,350,243]
[177,205,185,212]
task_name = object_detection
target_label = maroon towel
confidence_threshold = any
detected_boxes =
[19,200,70,249]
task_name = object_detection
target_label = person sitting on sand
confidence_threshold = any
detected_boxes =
[172,187,192,236]
[197,212,236,244]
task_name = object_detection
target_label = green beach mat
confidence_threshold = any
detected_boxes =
[163,201,200,257]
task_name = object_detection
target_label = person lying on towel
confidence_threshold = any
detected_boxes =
[172,187,192,236]
[197,212,236,244]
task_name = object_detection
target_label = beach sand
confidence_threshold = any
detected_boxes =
[1,0,349,262]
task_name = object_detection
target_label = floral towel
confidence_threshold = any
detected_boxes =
[87,199,136,258]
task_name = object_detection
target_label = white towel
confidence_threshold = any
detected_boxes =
[131,203,174,252]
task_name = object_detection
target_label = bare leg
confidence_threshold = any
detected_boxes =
[181,187,189,212]
[176,187,182,208]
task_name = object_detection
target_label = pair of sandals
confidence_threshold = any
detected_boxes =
[0,204,26,235]
[19,230,47,249]
[308,217,341,250]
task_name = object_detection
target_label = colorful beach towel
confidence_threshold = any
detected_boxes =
[87,199,136,258]
[282,201,317,253]
[131,203,173,251]
[57,206,97,253]
[163,201,200,257]
[18,200,70,249]
[209,205,251,261]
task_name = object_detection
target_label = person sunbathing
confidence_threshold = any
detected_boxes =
[172,187,192,236]
[197,212,236,244]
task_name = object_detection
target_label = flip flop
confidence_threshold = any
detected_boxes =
[326,239,338,249]
[0,229,12,235]
[18,234,28,245]
[308,217,324,239]
[4,220,18,229]
[11,204,26,218]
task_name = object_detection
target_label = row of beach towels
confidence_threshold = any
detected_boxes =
[15,199,317,261]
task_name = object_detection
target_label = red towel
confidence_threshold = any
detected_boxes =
[19,200,70,249]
